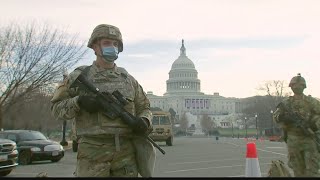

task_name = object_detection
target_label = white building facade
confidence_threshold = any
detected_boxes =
[146,40,242,128]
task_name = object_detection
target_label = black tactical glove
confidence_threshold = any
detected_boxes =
[77,95,100,113]
[132,117,149,135]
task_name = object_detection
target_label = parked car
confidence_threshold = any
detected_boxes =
[0,138,18,176]
[0,130,64,165]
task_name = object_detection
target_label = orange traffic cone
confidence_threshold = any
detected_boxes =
[245,142,261,177]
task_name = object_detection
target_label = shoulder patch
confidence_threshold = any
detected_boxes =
[51,84,70,103]
[67,65,90,88]
[120,72,128,79]
[117,67,129,79]
[306,95,319,103]
[117,67,128,74]
[306,95,314,99]
[305,94,312,100]
[75,65,89,71]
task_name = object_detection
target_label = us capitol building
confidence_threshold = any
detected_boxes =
[146,40,242,127]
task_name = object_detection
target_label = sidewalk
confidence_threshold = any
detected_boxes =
[51,138,73,150]
[62,140,73,150]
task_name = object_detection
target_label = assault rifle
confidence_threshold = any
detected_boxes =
[74,73,166,155]
[278,102,320,150]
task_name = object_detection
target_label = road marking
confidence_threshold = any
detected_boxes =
[11,172,39,175]
[173,152,233,158]
[225,142,287,156]
[224,142,241,147]
[266,147,284,149]
[227,172,268,177]
[168,156,276,165]
[172,142,286,160]
[256,147,287,156]
[164,162,271,173]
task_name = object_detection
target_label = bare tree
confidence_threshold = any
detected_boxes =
[243,80,292,116]
[256,80,292,107]
[240,80,292,133]
[0,22,88,128]
[179,112,189,131]
[3,91,59,135]
[168,108,177,124]
[200,114,213,134]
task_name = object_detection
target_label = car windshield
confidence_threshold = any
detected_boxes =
[152,116,170,125]
[152,116,171,125]
[159,116,171,125]
[152,116,159,125]
[19,131,47,141]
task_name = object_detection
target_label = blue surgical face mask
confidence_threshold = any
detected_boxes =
[101,46,118,62]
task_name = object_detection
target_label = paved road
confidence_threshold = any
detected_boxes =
[153,136,291,177]
[8,136,291,177]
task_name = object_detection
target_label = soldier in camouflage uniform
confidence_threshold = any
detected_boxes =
[273,73,320,177]
[51,24,153,177]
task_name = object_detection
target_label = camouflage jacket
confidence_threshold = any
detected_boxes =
[50,62,152,136]
[273,95,320,135]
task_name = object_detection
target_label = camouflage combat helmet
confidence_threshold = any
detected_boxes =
[87,24,123,52]
[289,73,306,88]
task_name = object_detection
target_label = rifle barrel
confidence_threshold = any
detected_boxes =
[76,73,166,155]
[147,136,166,155]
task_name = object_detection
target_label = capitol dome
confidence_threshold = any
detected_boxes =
[171,40,195,70]
[164,39,202,96]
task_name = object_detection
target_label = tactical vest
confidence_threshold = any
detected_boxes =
[284,95,316,135]
[74,65,135,136]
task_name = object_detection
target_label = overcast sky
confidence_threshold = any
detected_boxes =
[1,0,320,98]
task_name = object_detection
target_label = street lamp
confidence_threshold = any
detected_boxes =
[237,124,240,139]
[270,110,274,136]
[245,117,247,138]
[255,114,258,140]
[232,122,234,138]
